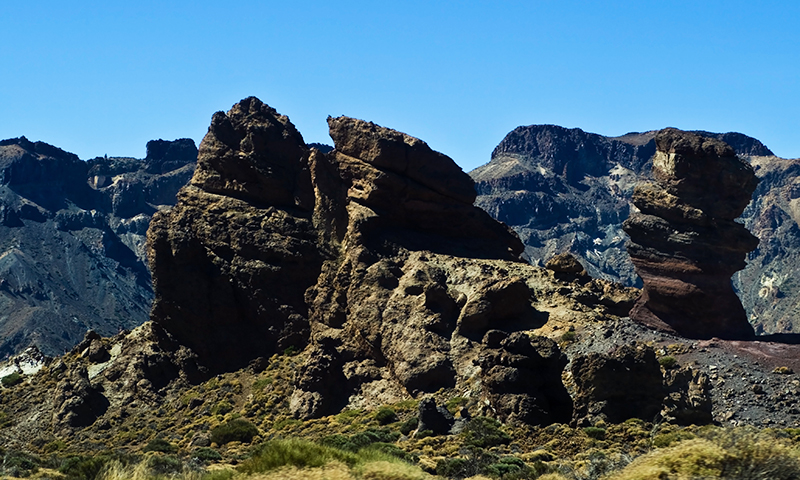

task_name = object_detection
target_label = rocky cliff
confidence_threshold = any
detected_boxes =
[471,125,800,334]
[0,136,196,357]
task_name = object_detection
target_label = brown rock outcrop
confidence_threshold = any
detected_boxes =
[479,330,572,425]
[147,97,582,421]
[570,344,713,427]
[623,128,759,339]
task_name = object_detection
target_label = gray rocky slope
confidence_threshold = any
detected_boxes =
[470,125,799,334]
[0,137,196,358]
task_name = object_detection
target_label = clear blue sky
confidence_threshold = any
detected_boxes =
[2,1,798,170]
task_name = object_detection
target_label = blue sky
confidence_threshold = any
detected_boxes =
[1,1,798,170]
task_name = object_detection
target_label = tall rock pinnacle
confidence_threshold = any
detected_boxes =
[623,128,759,339]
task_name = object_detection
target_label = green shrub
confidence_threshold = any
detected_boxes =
[436,457,470,478]
[375,407,398,425]
[399,417,419,435]
[252,377,273,392]
[484,456,528,478]
[446,396,467,413]
[461,417,511,448]
[273,418,302,431]
[238,438,358,474]
[211,400,234,416]
[321,428,400,453]
[192,447,222,463]
[658,356,678,369]
[209,419,259,445]
[143,438,177,454]
[1,372,23,387]
[584,426,607,440]
[652,430,696,448]
[561,331,576,342]
[144,454,183,475]
[0,450,39,477]
[59,455,115,480]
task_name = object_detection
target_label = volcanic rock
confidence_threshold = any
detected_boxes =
[478,330,572,425]
[623,129,759,339]
[147,97,589,421]
[570,344,713,427]
[417,398,455,435]
[570,345,665,426]
[147,98,321,372]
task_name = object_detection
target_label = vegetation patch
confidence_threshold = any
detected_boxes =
[1,372,23,387]
[209,418,259,445]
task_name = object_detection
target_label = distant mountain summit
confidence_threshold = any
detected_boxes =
[471,124,798,334]
[0,136,196,357]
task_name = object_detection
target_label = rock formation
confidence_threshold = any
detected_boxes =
[147,97,590,423]
[570,344,712,427]
[471,125,771,287]
[623,128,759,339]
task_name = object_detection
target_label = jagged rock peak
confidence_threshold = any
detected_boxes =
[327,116,476,204]
[623,128,759,339]
[191,96,312,207]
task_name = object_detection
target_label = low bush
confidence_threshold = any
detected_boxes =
[461,417,511,448]
[209,418,259,445]
[59,454,116,480]
[211,400,233,416]
[0,450,39,477]
[238,438,358,474]
[144,454,183,475]
[322,428,401,453]
[584,426,607,440]
[1,372,23,387]
[658,356,678,369]
[192,447,222,463]
[375,407,398,425]
[399,417,419,436]
[143,438,177,454]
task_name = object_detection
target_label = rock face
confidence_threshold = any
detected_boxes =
[571,345,665,426]
[623,129,759,339]
[0,136,195,357]
[570,344,712,427]
[479,330,572,425]
[731,155,800,334]
[148,97,596,423]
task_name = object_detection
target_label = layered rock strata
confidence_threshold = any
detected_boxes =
[623,129,759,339]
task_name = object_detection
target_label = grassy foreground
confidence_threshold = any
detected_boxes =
[5,425,800,480]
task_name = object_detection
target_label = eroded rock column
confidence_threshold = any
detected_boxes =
[623,128,758,339]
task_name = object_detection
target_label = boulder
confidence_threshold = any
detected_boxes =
[479,331,572,425]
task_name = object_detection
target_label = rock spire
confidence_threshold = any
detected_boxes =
[623,128,759,339]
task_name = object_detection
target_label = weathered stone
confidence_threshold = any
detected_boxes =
[479,331,572,425]
[417,398,455,435]
[571,345,664,426]
[52,366,109,430]
[623,128,758,339]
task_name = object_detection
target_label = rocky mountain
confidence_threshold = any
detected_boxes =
[0,136,196,358]
[470,124,800,334]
